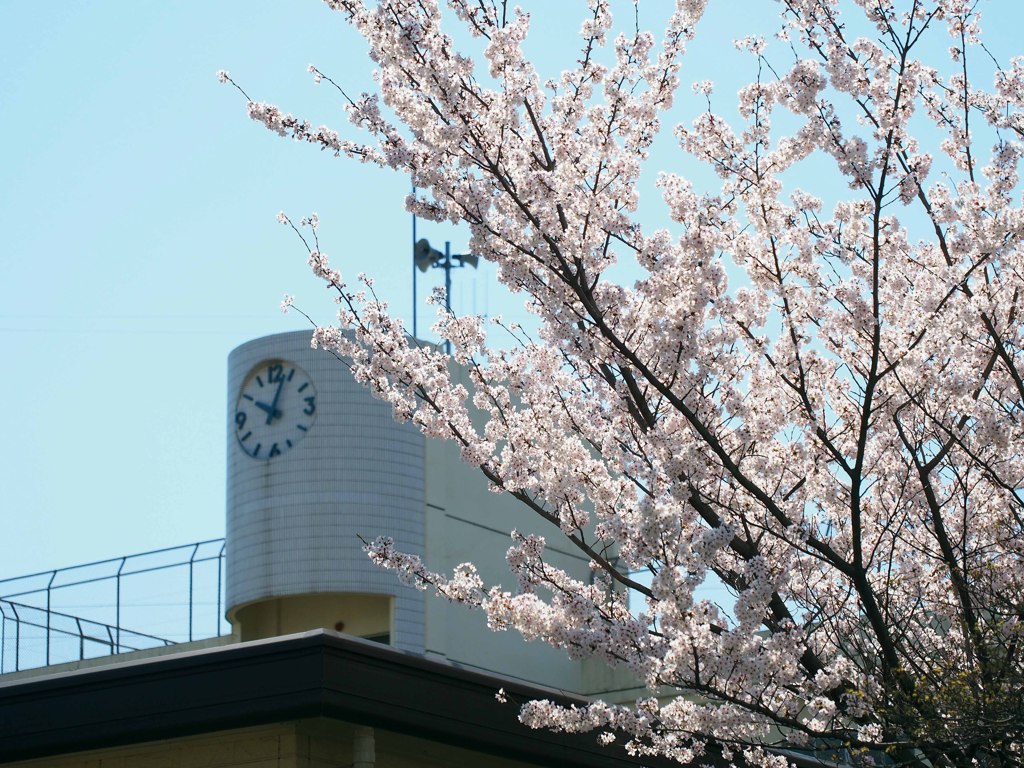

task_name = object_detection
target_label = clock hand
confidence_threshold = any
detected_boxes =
[253,400,283,420]
[266,378,286,425]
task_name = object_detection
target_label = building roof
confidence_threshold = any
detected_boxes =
[0,629,679,767]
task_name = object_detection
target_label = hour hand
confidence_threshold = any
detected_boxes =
[254,400,282,423]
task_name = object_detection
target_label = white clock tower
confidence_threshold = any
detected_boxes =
[225,330,426,651]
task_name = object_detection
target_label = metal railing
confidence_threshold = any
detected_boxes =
[0,599,176,673]
[0,539,228,674]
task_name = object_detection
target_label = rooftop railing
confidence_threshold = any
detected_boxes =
[0,539,228,674]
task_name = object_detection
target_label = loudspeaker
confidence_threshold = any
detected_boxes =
[414,238,443,272]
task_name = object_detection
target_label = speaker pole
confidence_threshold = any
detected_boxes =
[411,185,418,341]
[444,241,452,355]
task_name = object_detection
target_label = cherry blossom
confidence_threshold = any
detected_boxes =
[228,1,1024,765]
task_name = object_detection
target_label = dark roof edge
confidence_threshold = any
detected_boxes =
[0,630,676,767]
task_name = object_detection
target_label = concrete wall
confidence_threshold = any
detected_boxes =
[420,363,642,700]
[422,430,591,691]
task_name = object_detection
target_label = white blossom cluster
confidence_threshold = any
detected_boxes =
[233,1,1024,765]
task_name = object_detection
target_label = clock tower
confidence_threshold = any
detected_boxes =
[225,330,426,651]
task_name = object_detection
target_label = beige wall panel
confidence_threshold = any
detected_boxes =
[2,724,301,768]
[234,593,392,642]
[4,720,572,768]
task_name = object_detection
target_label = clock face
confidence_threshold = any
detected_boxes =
[234,360,317,460]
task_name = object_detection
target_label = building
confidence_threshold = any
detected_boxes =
[0,331,662,768]
[0,630,672,767]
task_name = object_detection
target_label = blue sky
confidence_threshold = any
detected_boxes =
[0,1,697,581]
[1,2,405,578]
[1,1,1019,589]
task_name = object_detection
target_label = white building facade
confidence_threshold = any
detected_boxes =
[227,331,638,698]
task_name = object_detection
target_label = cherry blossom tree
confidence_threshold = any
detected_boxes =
[224,1,1024,765]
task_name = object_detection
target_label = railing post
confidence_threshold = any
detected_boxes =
[188,543,200,642]
[75,617,85,660]
[10,604,20,672]
[217,540,226,636]
[45,570,57,667]
[115,557,127,654]
[0,602,7,675]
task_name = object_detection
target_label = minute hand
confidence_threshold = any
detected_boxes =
[266,378,285,424]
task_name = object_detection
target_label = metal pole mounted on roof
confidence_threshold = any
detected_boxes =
[412,185,418,340]
[413,238,479,354]
[188,543,200,642]
[45,570,56,667]
[115,557,127,654]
